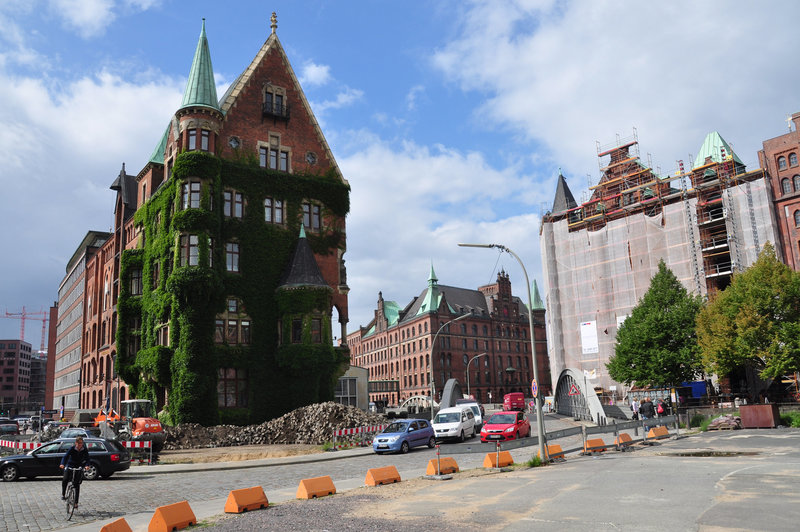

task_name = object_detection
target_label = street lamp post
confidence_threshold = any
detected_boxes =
[466,352,488,398]
[459,242,548,461]
[430,312,470,422]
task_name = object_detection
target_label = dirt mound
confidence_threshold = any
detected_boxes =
[163,402,387,450]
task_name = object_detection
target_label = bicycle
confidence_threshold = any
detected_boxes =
[64,466,84,520]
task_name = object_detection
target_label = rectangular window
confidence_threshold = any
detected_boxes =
[311,318,321,344]
[201,129,210,151]
[265,92,273,112]
[188,129,197,150]
[259,147,267,167]
[217,368,248,408]
[302,202,321,232]
[214,320,224,343]
[226,242,240,272]
[180,234,199,266]
[291,319,302,343]
[270,148,278,169]
[227,298,239,313]
[234,192,243,218]
[227,320,238,343]
[279,150,288,172]
[182,181,201,209]
[223,191,232,217]
[240,320,251,345]
[129,269,142,295]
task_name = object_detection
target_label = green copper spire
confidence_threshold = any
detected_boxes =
[299,224,306,239]
[180,19,219,111]
[531,279,545,310]
[692,131,744,169]
[417,262,441,315]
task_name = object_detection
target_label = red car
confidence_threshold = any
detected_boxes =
[480,411,530,443]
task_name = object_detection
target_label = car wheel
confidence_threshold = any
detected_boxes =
[1,464,19,482]
[400,441,410,454]
[83,463,99,481]
[427,436,436,449]
[459,430,465,443]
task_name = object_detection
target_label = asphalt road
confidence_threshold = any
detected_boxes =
[3,420,800,531]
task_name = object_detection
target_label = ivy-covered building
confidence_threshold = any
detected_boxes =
[59,14,350,425]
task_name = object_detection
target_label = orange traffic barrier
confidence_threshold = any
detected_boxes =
[538,444,565,460]
[365,465,402,486]
[425,457,459,475]
[148,501,196,532]
[615,433,635,449]
[647,425,669,439]
[583,438,608,454]
[100,517,133,532]
[224,486,269,513]
[483,450,514,468]
[296,475,337,499]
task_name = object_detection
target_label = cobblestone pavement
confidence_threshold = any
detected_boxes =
[0,415,585,531]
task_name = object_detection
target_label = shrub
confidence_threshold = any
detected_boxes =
[690,414,705,428]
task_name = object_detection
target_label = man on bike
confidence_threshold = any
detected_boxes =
[60,436,89,508]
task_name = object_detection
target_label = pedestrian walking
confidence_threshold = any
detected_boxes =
[639,398,655,420]
[630,398,640,420]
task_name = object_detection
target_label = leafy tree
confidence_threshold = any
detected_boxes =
[696,242,800,380]
[607,260,703,387]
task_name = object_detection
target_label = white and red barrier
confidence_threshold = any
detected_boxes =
[0,439,42,450]
[332,424,386,449]
[121,440,152,449]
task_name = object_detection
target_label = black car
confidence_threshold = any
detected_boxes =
[0,437,131,482]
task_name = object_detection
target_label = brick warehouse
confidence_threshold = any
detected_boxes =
[346,266,550,409]
[52,15,350,424]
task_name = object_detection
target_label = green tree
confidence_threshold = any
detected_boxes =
[606,260,703,387]
[696,242,800,380]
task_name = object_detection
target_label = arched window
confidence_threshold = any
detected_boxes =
[794,210,800,227]
[782,178,792,195]
[790,153,798,166]
[779,156,787,170]
[794,175,800,191]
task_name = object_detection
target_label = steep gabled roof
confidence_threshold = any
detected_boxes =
[217,22,347,185]
[278,226,330,290]
[179,19,220,112]
[551,171,577,214]
[110,163,138,221]
[693,131,745,169]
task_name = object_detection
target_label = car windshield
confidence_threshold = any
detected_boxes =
[489,414,516,424]
[384,422,408,433]
[434,412,461,424]
[469,406,480,417]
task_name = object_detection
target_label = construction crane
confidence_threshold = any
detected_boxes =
[2,306,48,352]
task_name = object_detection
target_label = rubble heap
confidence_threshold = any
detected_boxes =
[706,414,742,430]
[163,402,387,450]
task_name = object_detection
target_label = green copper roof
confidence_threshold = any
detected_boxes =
[531,279,545,310]
[148,124,169,165]
[383,300,401,327]
[180,19,219,111]
[417,263,441,315]
[693,131,744,169]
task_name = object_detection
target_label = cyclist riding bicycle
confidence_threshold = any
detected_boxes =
[60,436,90,508]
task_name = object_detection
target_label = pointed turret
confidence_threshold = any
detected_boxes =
[531,279,545,311]
[417,262,441,315]
[180,19,219,112]
[551,171,577,214]
[278,226,330,290]
[693,132,745,170]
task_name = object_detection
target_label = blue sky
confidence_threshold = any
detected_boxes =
[2,0,800,347]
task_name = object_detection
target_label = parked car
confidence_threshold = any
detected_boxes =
[432,406,476,442]
[503,392,526,411]
[455,399,484,429]
[59,427,101,439]
[480,411,531,443]
[373,419,436,454]
[0,437,131,482]
[0,424,19,436]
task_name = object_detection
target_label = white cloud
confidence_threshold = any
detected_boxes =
[406,85,425,111]
[433,0,800,194]
[299,62,331,86]
[312,86,365,115]
[51,0,116,38]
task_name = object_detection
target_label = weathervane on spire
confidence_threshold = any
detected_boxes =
[271,12,277,34]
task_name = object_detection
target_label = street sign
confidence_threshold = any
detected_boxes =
[42,409,58,415]
[531,379,538,398]
[568,384,581,396]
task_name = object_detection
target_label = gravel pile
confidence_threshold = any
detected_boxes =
[163,402,387,450]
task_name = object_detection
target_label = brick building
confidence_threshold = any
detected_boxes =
[0,340,32,414]
[346,267,550,408]
[759,112,800,271]
[55,14,350,425]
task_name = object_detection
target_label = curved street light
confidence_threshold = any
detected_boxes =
[430,312,470,421]
[458,242,548,461]
[466,352,488,398]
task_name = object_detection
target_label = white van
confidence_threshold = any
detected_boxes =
[432,406,476,442]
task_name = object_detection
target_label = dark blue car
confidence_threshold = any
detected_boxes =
[373,419,436,454]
